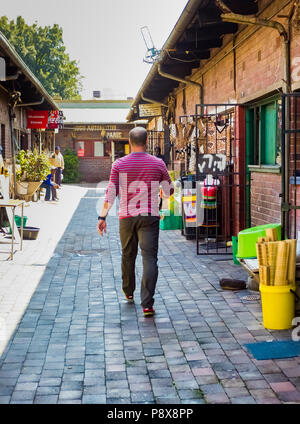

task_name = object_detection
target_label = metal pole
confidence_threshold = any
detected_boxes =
[9,109,17,200]
[20,202,24,251]
[281,95,286,240]
[11,206,15,260]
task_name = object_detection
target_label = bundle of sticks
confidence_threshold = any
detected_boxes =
[256,228,296,286]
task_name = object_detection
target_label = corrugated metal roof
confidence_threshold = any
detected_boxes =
[62,107,131,124]
[58,100,132,109]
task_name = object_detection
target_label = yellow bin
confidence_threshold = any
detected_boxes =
[259,284,296,330]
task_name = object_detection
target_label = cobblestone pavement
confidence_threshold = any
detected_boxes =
[0,186,299,404]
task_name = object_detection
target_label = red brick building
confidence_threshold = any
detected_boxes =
[56,100,145,182]
[128,0,300,241]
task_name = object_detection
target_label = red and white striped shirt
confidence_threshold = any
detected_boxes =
[104,152,173,219]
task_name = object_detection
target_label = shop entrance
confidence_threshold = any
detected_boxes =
[188,103,248,255]
[281,93,300,240]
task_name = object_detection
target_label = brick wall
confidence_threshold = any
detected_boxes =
[55,129,72,151]
[79,157,111,183]
[250,172,281,227]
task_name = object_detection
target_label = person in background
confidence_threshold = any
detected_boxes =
[154,146,165,164]
[52,146,64,189]
[41,167,60,202]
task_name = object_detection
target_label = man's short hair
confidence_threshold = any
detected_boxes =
[129,127,147,146]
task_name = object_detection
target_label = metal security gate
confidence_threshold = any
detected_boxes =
[194,103,248,255]
[281,93,300,240]
[147,130,164,156]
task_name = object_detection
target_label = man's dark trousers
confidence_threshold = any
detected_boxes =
[55,167,62,185]
[40,182,51,201]
[119,215,160,308]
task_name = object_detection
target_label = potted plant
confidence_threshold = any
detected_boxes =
[16,149,51,196]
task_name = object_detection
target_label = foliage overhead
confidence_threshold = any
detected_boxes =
[0,16,83,99]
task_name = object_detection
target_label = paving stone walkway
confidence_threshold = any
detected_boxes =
[0,186,299,404]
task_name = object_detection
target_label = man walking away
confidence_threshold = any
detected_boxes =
[97,127,173,317]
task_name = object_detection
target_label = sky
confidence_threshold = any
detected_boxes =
[0,0,188,100]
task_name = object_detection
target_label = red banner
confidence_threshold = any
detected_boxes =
[27,110,49,129]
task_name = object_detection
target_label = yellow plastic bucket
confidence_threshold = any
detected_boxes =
[259,284,296,330]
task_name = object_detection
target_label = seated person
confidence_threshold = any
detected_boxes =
[41,167,60,201]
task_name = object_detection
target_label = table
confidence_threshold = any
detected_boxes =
[238,258,260,284]
[0,199,24,260]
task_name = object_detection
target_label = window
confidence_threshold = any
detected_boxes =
[94,142,104,157]
[246,99,281,167]
[75,141,105,157]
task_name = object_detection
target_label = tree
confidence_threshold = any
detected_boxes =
[0,16,83,99]
[62,149,81,183]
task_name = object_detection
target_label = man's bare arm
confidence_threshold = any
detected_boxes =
[97,201,114,237]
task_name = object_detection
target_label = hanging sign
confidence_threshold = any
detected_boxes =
[47,110,59,129]
[47,110,64,130]
[27,110,64,130]
[197,153,227,175]
[26,110,49,129]
[138,103,162,118]
[77,148,84,157]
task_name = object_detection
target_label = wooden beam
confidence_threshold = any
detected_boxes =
[165,50,210,61]
[184,23,238,41]
[177,39,223,50]
[196,7,221,23]
[162,64,196,76]
[221,0,258,15]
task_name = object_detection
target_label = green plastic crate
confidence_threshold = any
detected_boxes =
[9,215,28,234]
[159,209,183,230]
[236,223,281,259]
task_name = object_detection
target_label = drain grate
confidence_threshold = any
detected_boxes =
[241,294,261,302]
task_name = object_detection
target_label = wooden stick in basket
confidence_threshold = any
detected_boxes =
[274,241,289,286]
[268,241,278,286]
[266,228,278,241]
[256,243,264,267]
[261,242,268,268]
[259,265,270,285]
[286,239,296,285]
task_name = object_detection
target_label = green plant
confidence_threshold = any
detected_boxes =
[169,170,180,182]
[16,149,51,182]
[63,148,80,183]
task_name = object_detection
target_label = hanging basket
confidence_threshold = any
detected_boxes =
[16,181,28,195]
[16,181,42,197]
